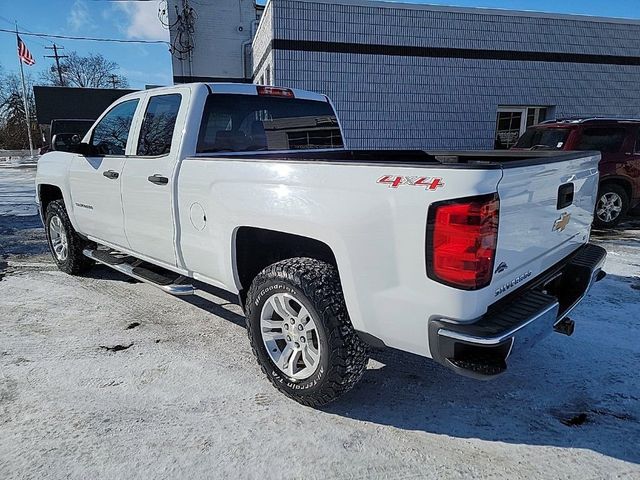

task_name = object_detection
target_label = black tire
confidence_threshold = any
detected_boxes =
[245,257,369,407]
[45,200,93,275]
[594,183,629,228]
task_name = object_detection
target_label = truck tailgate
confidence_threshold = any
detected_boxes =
[492,153,600,297]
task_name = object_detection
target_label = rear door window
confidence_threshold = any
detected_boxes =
[575,127,627,153]
[197,94,343,153]
[136,94,182,156]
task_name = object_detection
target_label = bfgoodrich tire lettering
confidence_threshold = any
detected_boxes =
[245,257,369,407]
[45,200,93,275]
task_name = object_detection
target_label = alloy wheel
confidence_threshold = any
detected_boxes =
[596,192,623,223]
[260,292,321,380]
[49,215,69,261]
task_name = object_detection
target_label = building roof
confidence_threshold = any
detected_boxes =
[283,0,640,26]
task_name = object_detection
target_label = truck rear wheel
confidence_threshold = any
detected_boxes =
[245,257,369,407]
[45,200,93,275]
[594,183,628,228]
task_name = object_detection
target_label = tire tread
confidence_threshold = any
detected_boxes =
[245,257,369,407]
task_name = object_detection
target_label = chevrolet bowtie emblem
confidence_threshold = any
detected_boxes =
[553,212,571,232]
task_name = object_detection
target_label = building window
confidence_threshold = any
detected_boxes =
[495,106,550,149]
[266,66,271,86]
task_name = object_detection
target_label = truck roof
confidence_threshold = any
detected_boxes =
[124,82,329,103]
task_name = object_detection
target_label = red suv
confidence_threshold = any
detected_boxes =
[514,118,640,228]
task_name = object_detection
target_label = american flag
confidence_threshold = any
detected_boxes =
[17,35,35,66]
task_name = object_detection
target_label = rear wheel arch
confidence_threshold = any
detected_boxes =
[234,227,338,307]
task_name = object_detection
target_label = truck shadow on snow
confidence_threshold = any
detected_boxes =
[86,265,640,464]
[85,265,247,328]
[327,272,640,465]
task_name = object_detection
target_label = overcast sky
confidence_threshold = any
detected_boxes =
[1,0,639,89]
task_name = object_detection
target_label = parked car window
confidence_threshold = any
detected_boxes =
[514,127,570,150]
[197,94,343,153]
[575,127,627,153]
[137,94,182,156]
[90,99,139,155]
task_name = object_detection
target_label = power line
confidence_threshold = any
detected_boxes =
[0,27,169,44]
[0,15,52,48]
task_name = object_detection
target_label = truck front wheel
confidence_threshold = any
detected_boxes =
[45,200,93,275]
[245,257,369,407]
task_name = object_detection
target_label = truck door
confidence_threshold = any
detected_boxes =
[69,98,140,248]
[121,93,183,267]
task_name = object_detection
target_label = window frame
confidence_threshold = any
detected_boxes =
[89,98,141,157]
[134,93,183,158]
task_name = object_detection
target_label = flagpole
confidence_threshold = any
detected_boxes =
[16,23,34,158]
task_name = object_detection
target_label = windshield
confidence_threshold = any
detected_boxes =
[514,127,570,150]
[197,94,343,153]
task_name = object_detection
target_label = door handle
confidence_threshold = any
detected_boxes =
[147,174,169,185]
[103,170,119,179]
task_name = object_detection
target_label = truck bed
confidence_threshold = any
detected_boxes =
[192,149,597,169]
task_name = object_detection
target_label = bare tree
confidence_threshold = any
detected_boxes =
[41,51,129,88]
[0,71,40,150]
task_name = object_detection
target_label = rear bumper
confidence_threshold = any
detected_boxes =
[428,243,607,379]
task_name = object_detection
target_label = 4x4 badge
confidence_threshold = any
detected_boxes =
[553,212,571,232]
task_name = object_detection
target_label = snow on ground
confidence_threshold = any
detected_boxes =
[0,164,639,479]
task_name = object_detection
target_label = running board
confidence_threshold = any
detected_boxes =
[83,248,195,296]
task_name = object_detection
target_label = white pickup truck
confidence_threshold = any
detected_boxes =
[36,83,606,406]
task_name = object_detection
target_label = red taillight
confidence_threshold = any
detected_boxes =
[256,86,295,98]
[426,193,499,290]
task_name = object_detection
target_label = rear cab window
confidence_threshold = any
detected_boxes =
[196,93,343,153]
[137,94,182,156]
[514,127,570,150]
[575,127,627,153]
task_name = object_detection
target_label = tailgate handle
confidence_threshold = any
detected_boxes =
[557,183,574,209]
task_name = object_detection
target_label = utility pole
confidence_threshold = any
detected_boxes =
[44,43,67,86]
[108,74,119,89]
